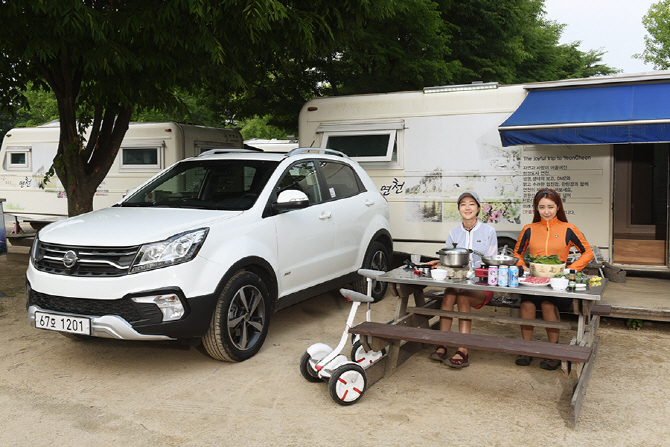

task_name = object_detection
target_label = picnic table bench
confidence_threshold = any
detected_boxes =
[348,267,608,428]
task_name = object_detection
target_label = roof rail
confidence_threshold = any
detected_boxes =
[286,148,348,158]
[197,148,263,157]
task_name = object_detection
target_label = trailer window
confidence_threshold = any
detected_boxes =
[322,131,397,162]
[119,147,163,172]
[4,147,31,170]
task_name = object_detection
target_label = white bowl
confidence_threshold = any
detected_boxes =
[550,277,569,290]
[431,269,448,280]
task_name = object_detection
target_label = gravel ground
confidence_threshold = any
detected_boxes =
[2,253,670,447]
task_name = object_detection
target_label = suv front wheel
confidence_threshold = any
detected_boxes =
[203,270,270,362]
[352,240,390,302]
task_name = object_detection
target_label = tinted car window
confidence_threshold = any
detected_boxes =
[320,161,363,200]
[276,161,323,204]
[121,159,278,210]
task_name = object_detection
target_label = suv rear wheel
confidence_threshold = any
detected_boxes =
[352,240,390,302]
[203,270,270,362]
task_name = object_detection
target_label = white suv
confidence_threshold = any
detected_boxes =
[26,148,392,361]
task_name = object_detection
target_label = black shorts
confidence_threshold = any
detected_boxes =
[520,295,574,312]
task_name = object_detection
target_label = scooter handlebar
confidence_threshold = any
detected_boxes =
[340,288,375,303]
[357,269,385,279]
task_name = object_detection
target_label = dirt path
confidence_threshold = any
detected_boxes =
[2,254,670,446]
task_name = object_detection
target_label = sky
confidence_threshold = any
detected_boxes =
[543,0,658,74]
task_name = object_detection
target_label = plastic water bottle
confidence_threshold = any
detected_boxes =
[488,266,498,285]
[509,266,519,288]
[499,265,509,287]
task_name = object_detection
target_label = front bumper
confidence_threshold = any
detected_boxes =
[26,282,219,340]
[28,305,173,340]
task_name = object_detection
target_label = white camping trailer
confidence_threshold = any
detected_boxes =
[299,73,670,270]
[0,121,243,222]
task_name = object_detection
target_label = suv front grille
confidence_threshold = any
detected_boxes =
[34,241,140,277]
[28,289,162,324]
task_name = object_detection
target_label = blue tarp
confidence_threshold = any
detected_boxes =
[499,83,670,146]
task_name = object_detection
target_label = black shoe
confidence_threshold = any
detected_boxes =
[515,355,533,366]
[540,358,561,370]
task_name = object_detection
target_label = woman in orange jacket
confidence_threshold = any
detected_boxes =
[512,188,593,370]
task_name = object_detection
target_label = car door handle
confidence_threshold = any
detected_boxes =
[319,212,332,220]
[365,200,375,207]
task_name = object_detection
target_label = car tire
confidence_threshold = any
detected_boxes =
[352,240,390,302]
[203,270,270,362]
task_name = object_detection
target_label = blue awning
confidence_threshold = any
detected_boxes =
[499,83,670,146]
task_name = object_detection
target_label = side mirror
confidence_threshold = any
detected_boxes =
[273,190,310,212]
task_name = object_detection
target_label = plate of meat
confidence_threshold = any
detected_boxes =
[519,276,551,286]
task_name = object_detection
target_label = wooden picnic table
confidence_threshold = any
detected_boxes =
[349,266,608,428]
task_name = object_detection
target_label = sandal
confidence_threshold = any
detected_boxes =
[540,358,561,370]
[430,346,448,361]
[446,350,469,368]
[515,355,533,366]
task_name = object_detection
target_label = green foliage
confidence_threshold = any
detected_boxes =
[635,0,670,69]
[1,0,385,215]
[238,116,293,140]
[203,0,619,131]
[626,319,644,330]
[525,254,564,265]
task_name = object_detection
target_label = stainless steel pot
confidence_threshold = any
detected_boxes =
[436,243,470,267]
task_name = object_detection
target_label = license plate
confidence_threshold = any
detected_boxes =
[35,311,91,336]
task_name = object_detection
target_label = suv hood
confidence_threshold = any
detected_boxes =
[38,207,242,246]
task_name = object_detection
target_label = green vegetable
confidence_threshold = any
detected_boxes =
[555,271,588,280]
[525,254,564,265]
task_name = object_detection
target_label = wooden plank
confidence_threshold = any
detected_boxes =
[590,304,611,316]
[613,239,666,265]
[363,340,424,386]
[350,321,592,363]
[406,307,573,331]
[570,336,600,428]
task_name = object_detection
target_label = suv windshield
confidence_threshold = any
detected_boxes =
[120,159,279,210]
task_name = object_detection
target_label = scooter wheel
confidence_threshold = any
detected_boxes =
[328,364,367,405]
[351,341,386,366]
[299,351,322,383]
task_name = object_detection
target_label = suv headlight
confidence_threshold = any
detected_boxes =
[30,234,40,264]
[130,228,209,274]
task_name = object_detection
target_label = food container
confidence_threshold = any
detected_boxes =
[436,244,470,267]
[550,277,569,290]
[431,269,448,281]
[530,262,566,278]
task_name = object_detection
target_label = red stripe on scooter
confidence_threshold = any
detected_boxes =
[338,378,347,384]
[353,388,362,394]
[342,390,348,399]
[356,357,366,363]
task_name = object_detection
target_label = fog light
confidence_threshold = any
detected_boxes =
[132,294,185,321]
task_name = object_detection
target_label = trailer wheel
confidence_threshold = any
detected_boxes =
[203,271,270,362]
[299,351,322,382]
[352,240,390,302]
[328,363,367,405]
